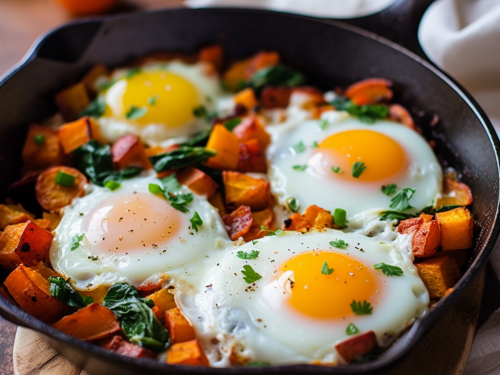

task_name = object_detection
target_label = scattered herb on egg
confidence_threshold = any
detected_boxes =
[374,262,404,277]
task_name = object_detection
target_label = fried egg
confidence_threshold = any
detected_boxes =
[178,227,429,366]
[49,173,231,290]
[267,113,443,217]
[95,61,224,146]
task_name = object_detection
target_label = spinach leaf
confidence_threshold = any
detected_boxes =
[331,97,389,124]
[181,127,212,147]
[250,64,306,90]
[103,283,169,351]
[78,97,106,118]
[48,276,94,308]
[149,146,216,173]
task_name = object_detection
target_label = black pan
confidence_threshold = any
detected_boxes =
[0,7,499,375]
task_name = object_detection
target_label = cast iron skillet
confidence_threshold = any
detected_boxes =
[0,7,499,375]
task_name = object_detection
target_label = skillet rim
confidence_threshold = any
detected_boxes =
[0,7,499,374]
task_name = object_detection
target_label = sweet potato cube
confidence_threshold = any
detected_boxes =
[167,339,208,366]
[415,256,461,298]
[199,44,224,72]
[149,288,177,321]
[223,171,272,211]
[234,88,258,111]
[283,213,311,233]
[81,64,109,94]
[237,139,267,173]
[111,134,151,170]
[222,205,253,240]
[0,204,33,230]
[344,78,393,106]
[4,265,67,323]
[205,124,240,170]
[55,82,91,121]
[243,208,274,242]
[335,331,377,363]
[100,335,155,359]
[52,303,121,341]
[398,216,423,235]
[0,221,53,271]
[412,219,440,258]
[165,307,196,344]
[137,273,170,297]
[58,117,91,154]
[435,207,474,251]
[43,212,62,231]
[233,116,271,148]
[177,167,218,197]
[303,205,333,230]
[22,124,64,170]
[208,192,227,216]
[435,178,473,208]
[388,104,415,129]
[260,87,292,109]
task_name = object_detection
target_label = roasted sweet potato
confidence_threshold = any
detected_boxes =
[388,104,416,129]
[435,207,474,251]
[260,87,292,109]
[55,82,91,121]
[177,167,218,197]
[149,288,177,323]
[412,218,440,257]
[224,51,279,91]
[33,219,52,231]
[0,221,53,270]
[165,307,196,344]
[208,192,227,216]
[232,116,271,148]
[238,139,267,173]
[167,339,209,366]
[397,216,423,235]
[222,205,253,240]
[21,124,64,170]
[137,273,170,297]
[42,212,62,231]
[100,335,155,359]
[243,208,275,242]
[288,87,326,109]
[415,256,461,298]
[335,331,377,363]
[4,265,67,323]
[32,261,58,280]
[111,134,151,170]
[283,213,311,233]
[199,44,224,72]
[52,303,121,341]
[223,171,272,211]
[344,78,393,106]
[0,204,33,230]
[205,124,240,170]
[303,205,334,230]
[35,166,87,212]
[234,88,258,111]
[82,64,109,94]
[435,178,473,208]
[58,116,92,154]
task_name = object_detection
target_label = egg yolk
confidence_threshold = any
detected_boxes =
[83,192,181,255]
[279,251,380,319]
[104,70,200,127]
[312,129,406,182]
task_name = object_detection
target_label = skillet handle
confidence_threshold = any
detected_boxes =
[338,0,435,58]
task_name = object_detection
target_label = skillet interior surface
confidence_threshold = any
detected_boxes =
[0,7,499,375]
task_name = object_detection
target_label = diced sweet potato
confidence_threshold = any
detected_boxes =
[222,205,253,240]
[223,171,272,211]
[388,104,416,129]
[167,339,209,366]
[288,87,326,110]
[33,219,52,231]
[0,221,53,271]
[149,288,177,322]
[398,216,423,235]
[4,264,67,323]
[111,134,151,170]
[177,167,218,197]
[208,192,227,216]
[205,124,240,170]
[0,204,33,230]
[79,285,110,305]
[335,331,377,363]
[260,87,292,109]
[283,213,311,233]
[35,166,87,212]
[55,82,91,121]
[344,78,393,106]
[243,208,274,242]
[224,51,279,91]
[43,212,62,231]
[199,44,224,72]
[21,124,64,170]
[32,261,58,280]
[234,88,258,111]
[246,51,280,77]
[412,218,440,258]
[435,207,474,251]
[237,139,267,173]
[435,178,473,208]
[100,335,155,359]
[81,64,109,94]
[415,256,461,298]
[137,273,170,297]
[165,307,196,344]
[232,116,271,148]
[58,117,92,154]
[303,205,333,230]
[52,303,121,341]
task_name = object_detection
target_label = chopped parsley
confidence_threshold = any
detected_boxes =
[346,323,359,336]
[78,97,105,118]
[236,250,259,260]
[34,133,46,145]
[352,161,367,178]
[334,208,348,227]
[293,165,308,171]
[190,211,203,232]
[147,95,158,106]
[71,233,85,251]
[350,300,373,315]
[330,239,348,249]
[55,171,76,188]
[321,261,334,275]
[381,184,398,196]
[379,210,415,222]
[252,240,258,245]
[149,175,194,213]
[292,141,306,153]
[126,67,141,79]
[312,141,319,148]
[241,265,262,283]
[261,226,282,237]
[331,166,341,174]
[192,104,216,123]
[126,106,148,121]
[287,197,300,213]
[374,262,404,277]
[331,97,389,124]
[104,180,121,191]
[389,188,416,211]
[223,117,242,132]
[318,119,328,130]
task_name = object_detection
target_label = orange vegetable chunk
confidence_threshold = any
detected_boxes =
[344,78,393,106]
[55,82,91,121]
[137,272,170,297]
[22,124,64,170]
[0,204,33,231]
[232,116,271,148]
[303,205,333,230]
[435,178,473,208]
[335,331,377,363]
[58,117,91,154]
[435,207,474,251]
[167,339,209,366]
[283,212,311,233]
[149,288,177,321]
[111,134,151,170]
[205,124,240,170]
[165,307,196,344]
[415,256,461,298]
[243,208,274,242]
[177,167,218,197]
[223,171,272,211]
[222,205,253,240]
[234,88,258,111]
[198,44,224,72]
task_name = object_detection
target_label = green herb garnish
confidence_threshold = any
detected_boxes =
[237,250,259,260]
[147,95,158,106]
[252,240,258,245]
[71,233,85,250]
[330,239,348,249]
[55,171,76,188]
[312,141,319,148]
[293,165,308,171]
[190,211,203,232]
[34,134,46,145]
[331,97,389,124]
[126,67,141,79]
[149,177,194,214]
[321,261,334,275]
[287,197,300,213]
[223,117,242,132]
[104,180,121,191]
[250,64,305,91]
[331,166,341,174]
[318,119,328,130]
[334,208,348,227]
[352,161,367,178]
[350,300,373,315]
[126,106,148,121]
[193,104,216,122]
[149,146,216,173]
[241,265,262,283]
[292,141,306,153]
[379,210,415,222]
[381,184,398,196]
[389,188,416,211]
[346,323,359,336]
[78,97,105,118]
[261,226,283,237]
[374,262,404,277]
[48,276,93,308]
[436,205,462,213]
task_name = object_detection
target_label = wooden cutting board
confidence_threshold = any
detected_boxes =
[13,271,484,375]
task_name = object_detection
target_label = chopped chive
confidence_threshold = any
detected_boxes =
[147,95,158,106]
[55,171,76,188]
[34,134,46,145]
[352,161,367,178]
[104,180,121,191]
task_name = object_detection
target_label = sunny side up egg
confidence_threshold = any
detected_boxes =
[95,61,224,146]
[49,173,232,291]
[178,229,429,366]
[267,112,443,217]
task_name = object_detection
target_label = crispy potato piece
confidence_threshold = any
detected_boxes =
[224,51,279,91]
[100,335,155,359]
[335,331,377,363]
[223,205,253,240]
[243,208,274,242]
[165,307,196,344]
[415,256,461,298]
[111,134,151,170]
[58,117,92,154]
[205,124,240,170]
[260,87,292,109]
[137,272,170,297]
[303,205,333,230]
[22,124,64,170]
[223,171,272,211]
[435,178,473,208]
[55,82,91,121]
[36,166,87,212]
[149,288,177,323]
[199,44,224,72]
[289,87,326,110]
[43,212,62,231]
[0,221,53,271]
[0,204,33,230]
[388,104,416,129]
[167,339,209,366]
[238,139,267,173]
[344,78,393,106]
[52,303,121,341]
[233,116,271,148]
[177,167,218,197]
[283,213,311,233]
[81,64,109,94]
[208,192,227,216]
[4,265,67,323]
[234,88,258,111]
[435,207,474,251]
